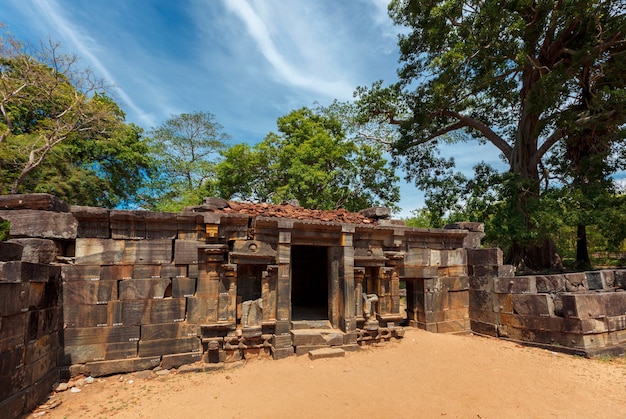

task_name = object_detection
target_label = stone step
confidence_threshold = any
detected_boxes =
[308,347,345,360]
[290,328,344,347]
[290,320,332,330]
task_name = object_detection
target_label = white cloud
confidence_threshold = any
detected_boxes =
[28,0,157,127]
[222,0,356,100]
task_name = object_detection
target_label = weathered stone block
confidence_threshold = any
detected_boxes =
[470,319,498,336]
[100,264,133,281]
[290,329,344,347]
[161,352,202,369]
[63,326,140,346]
[141,323,199,341]
[63,280,118,305]
[64,304,109,328]
[138,336,201,357]
[494,276,537,294]
[132,264,161,279]
[122,239,172,264]
[564,273,588,292]
[0,193,68,212]
[119,278,171,300]
[172,277,196,298]
[511,294,554,317]
[110,210,146,239]
[187,296,218,324]
[467,248,503,267]
[0,242,23,262]
[271,346,294,359]
[0,210,77,239]
[62,264,100,281]
[121,299,186,325]
[143,211,178,239]
[160,264,186,279]
[71,205,110,238]
[7,239,58,264]
[308,347,345,360]
[436,319,470,333]
[177,213,206,240]
[469,264,515,279]
[85,357,161,377]
[75,238,124,265]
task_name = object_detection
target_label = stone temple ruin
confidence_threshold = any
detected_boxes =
[2,193,626,416]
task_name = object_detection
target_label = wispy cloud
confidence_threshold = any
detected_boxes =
[30,0,156,126]
[222,0,355,100]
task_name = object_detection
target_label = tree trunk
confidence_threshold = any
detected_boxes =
[574,223,592,270]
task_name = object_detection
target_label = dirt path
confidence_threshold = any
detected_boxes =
[30,329,626,419]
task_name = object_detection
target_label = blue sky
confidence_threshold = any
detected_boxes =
[1,0,503,216]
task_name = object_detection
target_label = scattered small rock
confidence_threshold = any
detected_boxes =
[54,383,68,392]
[70,387,81,393]
[155,369,170,376]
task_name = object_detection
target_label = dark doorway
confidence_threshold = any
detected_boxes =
[291,245,329,320]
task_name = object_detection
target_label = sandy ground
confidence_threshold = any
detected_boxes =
[29,329,626,419]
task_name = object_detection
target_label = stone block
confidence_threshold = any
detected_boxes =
[122,239,172,264]
[469,264,515,279]
[119,278,171,300]
[586,271,614,290]
[466,248,503,267]
[110,210,146,239]
[160,264,186,279]
[400,266,438,279]
[100,264,133,280]
[161,352,202,369]
[290,329,344,347]
[308,347,345,360]
[403,248,431,267]
[62,264,101,281]
[141,323,199,341]
[0,283,29,316]
[75,238,124,265]
[535,275,566,293]
[187,296,218,324]
[424,276,469,292]
[132,264,161,279]
[441,249,467,267]
[63,280,118,305]
[8,238,59,264]
[0,242,23,262]
[121,299,186,325]
[511,294,554,317]
[271,346,294,359]
[64,304,109,328]
[177,213,206,241]
[0,193,68,212]
[614,270,626,290]
[561,294,605,319]
[494,276,537,294]
[0,392,25,419]
[138,336,201,357]
[172,277,196,298]
[0,313,27,351]
[85,357,161,377]
[143,211,178,239]
[470,319,498,337]
[436,319,470,333]
[0,210,77,239]
[564,273,588,292]
[71,205,110,238]
[63,326,140,346]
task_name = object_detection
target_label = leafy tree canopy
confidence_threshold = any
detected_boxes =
[356,0,626,269]
[144,111,230,211]
[213,107,400,212]
[0,27,152,207]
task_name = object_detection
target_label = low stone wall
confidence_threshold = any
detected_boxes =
[468,249,626,356]
[0,198,65,417]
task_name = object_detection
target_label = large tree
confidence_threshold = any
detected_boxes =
[356,0,626,269]
[213,107,400,212]
[145,111,230,211]
[0,29,152,206]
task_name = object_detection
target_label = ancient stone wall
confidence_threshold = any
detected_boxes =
[468,249,626,356]
[0,195,66,417]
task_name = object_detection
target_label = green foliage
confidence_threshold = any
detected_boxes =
[356,0,626,268]
[0,30,151,207]
[144,111,230,211]
[213,107,400,212]
[0,219,10,241]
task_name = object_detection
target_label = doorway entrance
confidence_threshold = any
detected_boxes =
[291,245,329,320]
